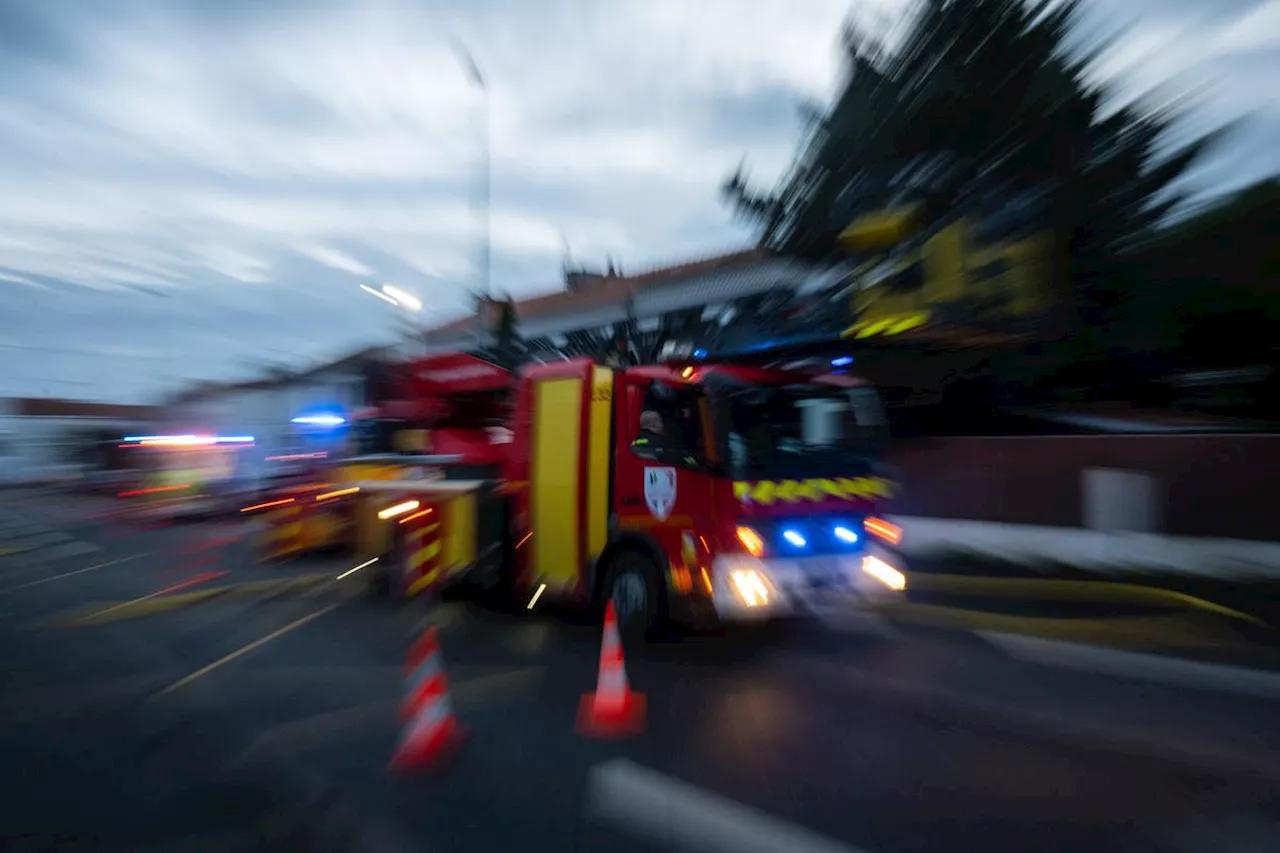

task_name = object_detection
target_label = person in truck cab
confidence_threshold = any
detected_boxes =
[634,408,701,468]
[635,410,668,448]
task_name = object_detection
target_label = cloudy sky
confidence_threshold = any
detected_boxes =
[0,0,1276,403]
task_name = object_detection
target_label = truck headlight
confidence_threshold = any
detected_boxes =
[862,554,906,591]
[729,568,771,607]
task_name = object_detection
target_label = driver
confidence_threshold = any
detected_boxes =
[635,410,668,448]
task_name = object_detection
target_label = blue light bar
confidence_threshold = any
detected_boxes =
[831,356,854,367]
[782,529,807,548]
[291,414,346,427]
[833,525,860,544]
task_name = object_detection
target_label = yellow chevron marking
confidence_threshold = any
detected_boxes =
[733,477,896,506]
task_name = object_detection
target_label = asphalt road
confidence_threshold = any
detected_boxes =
[2,488,1280,852]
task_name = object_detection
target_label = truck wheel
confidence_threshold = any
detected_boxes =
[369,530,405,603]
[607,552,662,642]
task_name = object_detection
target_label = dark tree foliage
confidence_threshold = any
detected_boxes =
[722,0,1224,350]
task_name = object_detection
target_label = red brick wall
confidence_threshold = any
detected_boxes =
[884,435,1280,542]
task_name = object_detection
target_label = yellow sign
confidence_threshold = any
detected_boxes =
[844,217,1056,338]
[733,477,895,505]
[842,311,931,339]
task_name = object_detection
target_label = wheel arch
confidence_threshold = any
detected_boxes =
[590,530,669,607]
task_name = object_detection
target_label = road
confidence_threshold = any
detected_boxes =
[2,488,1280,852]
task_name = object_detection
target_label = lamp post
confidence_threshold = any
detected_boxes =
[454,42,490,301]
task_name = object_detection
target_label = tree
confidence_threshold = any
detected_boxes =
[723,0,1222,353]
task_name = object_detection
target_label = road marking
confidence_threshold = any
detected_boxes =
[978,631,1280,701]
[586,759,873,853]
[51,574,340,626]
[231,665,544,768]
[0,553,144,595]
[150,602,342,699]
[72,571,230,624]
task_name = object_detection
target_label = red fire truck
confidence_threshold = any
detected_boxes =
[262,343,908,638]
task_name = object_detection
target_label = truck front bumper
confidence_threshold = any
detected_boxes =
[707,544,907,623]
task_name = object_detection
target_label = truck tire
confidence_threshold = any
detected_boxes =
[369,528,406,604]
[606,552,663,642]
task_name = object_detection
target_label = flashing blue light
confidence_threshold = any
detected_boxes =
[782,529,807,548]
[692,348,708,359]
[833,525,860,544]
[831,356,854,368]
[292,414,346,427]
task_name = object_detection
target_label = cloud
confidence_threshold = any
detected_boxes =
[296,245,376,277]
[0,0,1273,403]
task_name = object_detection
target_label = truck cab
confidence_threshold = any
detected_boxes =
[501,351,907,637]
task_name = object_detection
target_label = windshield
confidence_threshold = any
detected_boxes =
[709,377,888,480]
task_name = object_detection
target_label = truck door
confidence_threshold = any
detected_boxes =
[616,379,716,595]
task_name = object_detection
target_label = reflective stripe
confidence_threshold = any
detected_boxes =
[732,476,895,505]
[407,654,443,700]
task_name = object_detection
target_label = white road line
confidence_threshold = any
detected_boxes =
[978,631,1280,701]
[585,759,874,853]
[36,541,100,561]
[0,553,144,595]
[151,602,342,699]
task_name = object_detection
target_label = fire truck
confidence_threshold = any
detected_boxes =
[257,342,908,638]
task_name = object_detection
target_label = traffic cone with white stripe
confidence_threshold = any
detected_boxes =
[577,601,646,738]
[389,626,466,773]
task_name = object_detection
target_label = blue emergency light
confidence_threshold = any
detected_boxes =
[291,413,346,427]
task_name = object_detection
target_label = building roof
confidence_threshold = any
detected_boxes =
[423,248,770,342]
[9,397,162,420]
[168,345,393,405]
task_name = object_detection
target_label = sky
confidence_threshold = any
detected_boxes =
[0,0,1276,404]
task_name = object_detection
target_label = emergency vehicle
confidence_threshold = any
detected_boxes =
[119,433,256,519]
[258,343,908,637]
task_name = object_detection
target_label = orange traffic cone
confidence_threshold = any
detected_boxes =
[576,601,646,738]
[388,626,466,773]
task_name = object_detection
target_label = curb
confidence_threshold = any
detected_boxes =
[907,573,1267,627]
[874,601,1248,651]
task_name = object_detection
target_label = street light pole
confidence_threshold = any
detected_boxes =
[454,42,490,301]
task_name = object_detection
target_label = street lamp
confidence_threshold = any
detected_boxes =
[454,41,490,300]
[360,284,399,306]
[381,285,422,312]
[360,283,422,313]
[359,283,431,356]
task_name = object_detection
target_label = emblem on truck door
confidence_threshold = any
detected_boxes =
[644,467,677,521]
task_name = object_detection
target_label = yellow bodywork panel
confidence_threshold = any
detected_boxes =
[442,493,476,575]
[585,366,613,561]
[531,377,583,592]
[337,463,405,484]
[355,498,392,557]
[264,505,304,559]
